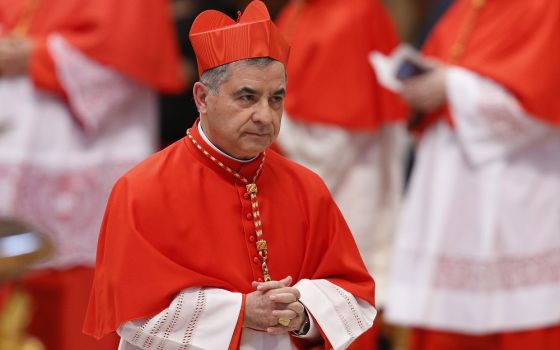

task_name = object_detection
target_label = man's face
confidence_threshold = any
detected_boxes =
[198,60,286,160]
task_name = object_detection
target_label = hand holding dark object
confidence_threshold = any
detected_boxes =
[400,65,448,113]
[396,58,432,81]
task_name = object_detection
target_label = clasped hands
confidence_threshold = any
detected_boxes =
[243,276,306,334]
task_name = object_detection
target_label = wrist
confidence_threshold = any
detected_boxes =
[292,307,310,336]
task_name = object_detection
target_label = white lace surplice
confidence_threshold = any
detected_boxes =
[0,33,156,268]
[386,67,560,333]
[277,117,408,306]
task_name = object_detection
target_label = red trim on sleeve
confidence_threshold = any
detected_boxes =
[28,39,66,98]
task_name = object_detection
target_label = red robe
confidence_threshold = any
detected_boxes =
[275,0,406,131]
[0,0,185,96]
[84,122,375,348]
[410,0,560,347]
[417,0,560,133]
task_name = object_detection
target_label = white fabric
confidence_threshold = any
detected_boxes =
[118,288,242,350]
[0,34,156,268]
[117,279,375,350]
[295,279,376,350]
[277,115,407,305]
[385,67,560,333]
[198,122,256,163]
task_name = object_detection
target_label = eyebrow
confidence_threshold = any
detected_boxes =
[273,88,286,97]
[232,87,286,98]
[232,87,257,97]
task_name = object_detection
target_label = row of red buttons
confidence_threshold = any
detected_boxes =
[242,190,263,282]
[253,257,263,281]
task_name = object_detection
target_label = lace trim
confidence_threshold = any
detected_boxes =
[157,292,186,350]
[3,162,135,268]
[434,248,560,291]
[333,285,367,332]
[143,309,170,349]
[315,281,366,338]
[130,318,150,345]
[179,288,206,350]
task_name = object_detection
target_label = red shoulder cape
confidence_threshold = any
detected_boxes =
[276,0,407,130]
[0,0,185,95]
[424,0,560,126]
[83,123,374,348]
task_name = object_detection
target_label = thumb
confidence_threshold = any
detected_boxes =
[279,275,292,287]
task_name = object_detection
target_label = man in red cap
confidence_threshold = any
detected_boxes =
[83,1,376,349]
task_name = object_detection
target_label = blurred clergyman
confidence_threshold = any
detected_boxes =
[386,1,560,349]
[0,0,184,348]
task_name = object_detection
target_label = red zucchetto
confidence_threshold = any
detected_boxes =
[189,0,290,76]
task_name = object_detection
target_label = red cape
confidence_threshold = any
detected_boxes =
[423,0,560,127]
[84,122,375,348]
[0,0,185,95]
[275,0,407,130]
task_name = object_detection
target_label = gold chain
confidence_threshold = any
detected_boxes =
[450,0,486,63]
[186,129,271,281]
[11,0,40,37]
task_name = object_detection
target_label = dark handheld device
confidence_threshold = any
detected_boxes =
[396,59,431,81]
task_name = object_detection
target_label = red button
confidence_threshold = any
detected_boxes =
[246,213,253,220]
[257,277,263,282]
[249,235,256,242]
[243,193,250,199]
[253,256,260,264]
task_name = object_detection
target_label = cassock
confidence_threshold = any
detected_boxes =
[385,1,560,349]
[0,0,184,348]
[84,120,377,350]
[275,0,408,320]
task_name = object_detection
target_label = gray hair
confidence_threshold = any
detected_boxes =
[200,57,282,94]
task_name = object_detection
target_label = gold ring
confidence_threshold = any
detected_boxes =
[278,318,290,327]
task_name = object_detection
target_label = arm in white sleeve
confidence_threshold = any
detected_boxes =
[446,67,551,165]
[46,34,155,134]
[294,279,377,350]
[117,287,242,350]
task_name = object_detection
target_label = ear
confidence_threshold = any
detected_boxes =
[193,82,210,115]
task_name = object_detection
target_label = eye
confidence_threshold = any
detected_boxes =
[269,95,284,106]
[239,95,256,102]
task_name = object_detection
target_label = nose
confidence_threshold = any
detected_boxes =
[251,99,275,125]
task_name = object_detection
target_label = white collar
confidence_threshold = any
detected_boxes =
[198,122,257,163]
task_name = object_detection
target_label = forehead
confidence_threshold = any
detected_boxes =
[223,60,286,90]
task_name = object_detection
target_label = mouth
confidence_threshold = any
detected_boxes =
[244,132,270,138]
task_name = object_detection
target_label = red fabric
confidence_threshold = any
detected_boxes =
[22,267,119,350]
[409,325,560,350]
[423,0,560,127]
[84,120,375,348]
[189,0,290,76]
[229,294,245,350]
[0,283,13,312]
[347,323,379,350]
[0,0,185,96]
[275,0,407,131]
